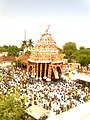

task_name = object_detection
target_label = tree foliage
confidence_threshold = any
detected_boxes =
[21,39,34,50]
[63,42,77,57]
[58,47,63,53]
[74,48,90,65]
[21,40,27,50]
[0,93,24,120]
[0,45,21,57]
[79,46,85,50]
[28,39,34,48]
[25,50,31,56]
[63,42,77,62]
[7,45,21,57]
[63,42,90,65]
[16,60,27,68]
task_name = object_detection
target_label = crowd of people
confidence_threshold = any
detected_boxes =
[0,66,90,118]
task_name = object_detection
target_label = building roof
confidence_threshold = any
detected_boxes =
[25,105,48,119]
[28,32,64,63]
[18,55,29,64]
[0,56,16,62]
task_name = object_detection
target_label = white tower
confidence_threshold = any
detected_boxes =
[24,29,26,41]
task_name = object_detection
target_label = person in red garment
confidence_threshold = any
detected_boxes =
[22,76,25,87]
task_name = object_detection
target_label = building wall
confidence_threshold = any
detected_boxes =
[0,61,15,67]
[68,63,80,71]
[0,52,8,57]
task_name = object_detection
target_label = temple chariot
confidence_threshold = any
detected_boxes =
[27,26,64,81]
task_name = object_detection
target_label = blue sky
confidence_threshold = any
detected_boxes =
[0,0,90,48]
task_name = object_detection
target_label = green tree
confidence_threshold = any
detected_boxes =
[22,39,33,55]
[21,40,27,50]
[74,48,90,65]
[63,42,77,62]
[58,47,63,53]
[77,54,87,65]
[7,45,20,57]
[28,39,34,49]
[0,45,21,57]
[0,93,24,120]
[79,46,85,50]
[0,45,8,52]
[15,59,27,69]
[25,50,31,56]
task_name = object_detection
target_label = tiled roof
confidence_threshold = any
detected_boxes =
[18,55,28,64]
[0,56,16,62]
